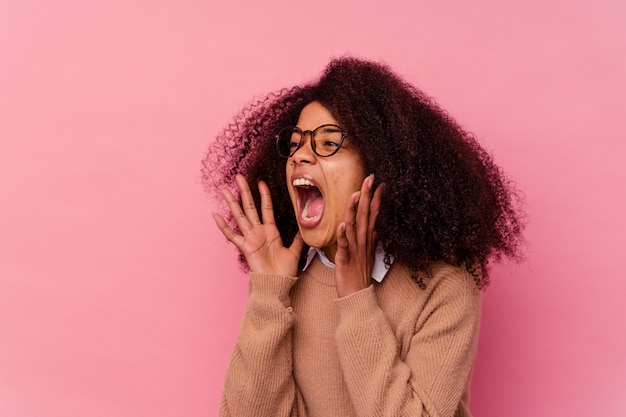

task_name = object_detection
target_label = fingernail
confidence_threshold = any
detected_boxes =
[368,174,374,188]
[355,191,361,204]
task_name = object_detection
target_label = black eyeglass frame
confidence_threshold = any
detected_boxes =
[275,124,349,158]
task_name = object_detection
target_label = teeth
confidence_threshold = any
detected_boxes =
[292,178,315,187]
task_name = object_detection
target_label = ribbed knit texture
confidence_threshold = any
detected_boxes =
[220,258,481,417]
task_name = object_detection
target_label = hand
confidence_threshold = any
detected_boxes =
[212,174,304,277]
[334,174,384,298]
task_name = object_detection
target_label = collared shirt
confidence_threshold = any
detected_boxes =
[302,242,394,283]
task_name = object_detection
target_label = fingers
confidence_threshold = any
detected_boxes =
[236,174,261,225]
[368,182,384,239]
[343,190,361,247]
[220,184,254,236]
[218,174,265,237]
[258,180,276,225]
[335,222,350,265]
[355,174,375,247]
[212,211,244,247]
[340,174,384,258]
[343,174,376,242]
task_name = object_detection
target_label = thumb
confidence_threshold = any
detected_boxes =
[288,231,305,257]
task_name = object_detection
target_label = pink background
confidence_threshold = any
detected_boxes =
[1,1,625,416]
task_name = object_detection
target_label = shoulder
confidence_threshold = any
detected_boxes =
[374,261,481,330]
[378,261,480,302]
[422,262,482,322]
[427,261,482,301]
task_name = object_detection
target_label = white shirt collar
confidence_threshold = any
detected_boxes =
[302,242,394,283]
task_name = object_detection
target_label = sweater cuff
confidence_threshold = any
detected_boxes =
[249,273,298,307]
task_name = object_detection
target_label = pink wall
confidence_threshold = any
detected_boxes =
[1,1,625,415]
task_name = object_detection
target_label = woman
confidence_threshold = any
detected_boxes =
[203,57,524,417]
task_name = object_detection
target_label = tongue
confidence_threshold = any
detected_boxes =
[305,195,324,218]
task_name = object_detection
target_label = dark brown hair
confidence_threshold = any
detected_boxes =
[202,57,524,287]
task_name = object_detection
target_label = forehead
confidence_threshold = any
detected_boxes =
[296,101,339,130]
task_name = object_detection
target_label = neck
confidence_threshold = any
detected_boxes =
[322,244,337,263]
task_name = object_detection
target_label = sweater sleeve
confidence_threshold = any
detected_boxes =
[334,269,480,417]
[220,273,305,417]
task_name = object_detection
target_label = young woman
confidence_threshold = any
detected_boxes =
[203,57,524,417]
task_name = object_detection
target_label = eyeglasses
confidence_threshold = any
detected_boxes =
[276,124,348,158]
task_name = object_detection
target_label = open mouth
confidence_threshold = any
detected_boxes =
[293,177,324,227]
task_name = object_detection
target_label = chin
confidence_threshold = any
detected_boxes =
[299,228,334,250]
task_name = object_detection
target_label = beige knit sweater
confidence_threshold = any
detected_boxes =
[220,257,481,417]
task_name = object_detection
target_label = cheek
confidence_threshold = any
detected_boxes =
[328,175,360,213]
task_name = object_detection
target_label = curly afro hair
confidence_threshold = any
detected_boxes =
[202,57,524,287]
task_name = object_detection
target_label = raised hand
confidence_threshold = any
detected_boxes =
[334,174,384,298]
[212,174,304,277]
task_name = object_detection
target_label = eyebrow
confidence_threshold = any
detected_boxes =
[295,124,343,132]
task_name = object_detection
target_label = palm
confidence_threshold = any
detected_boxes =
[213,174,303,277]
[334,175,383,298]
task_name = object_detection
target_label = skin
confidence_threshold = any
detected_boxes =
[212,101,383,298]
[286,101,367,261]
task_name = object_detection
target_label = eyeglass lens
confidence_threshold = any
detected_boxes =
[277,125,344,157]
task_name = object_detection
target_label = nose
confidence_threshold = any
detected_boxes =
[292,131,316,164]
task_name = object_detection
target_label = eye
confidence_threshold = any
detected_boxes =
[314,126,344,155]
[288,130,301,150]
[322,140,340,149]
